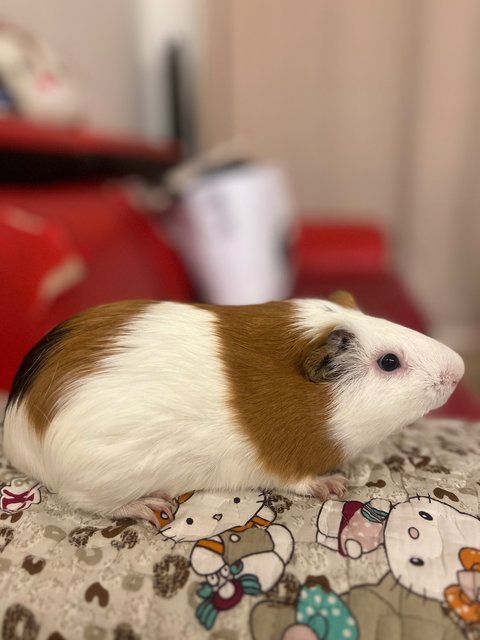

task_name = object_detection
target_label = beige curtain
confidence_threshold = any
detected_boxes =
[199,0,480,350]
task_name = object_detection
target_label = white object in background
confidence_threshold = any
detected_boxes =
[0,23,83,125]
[170,163,295,305]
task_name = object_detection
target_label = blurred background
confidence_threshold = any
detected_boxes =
[1,0,479,414]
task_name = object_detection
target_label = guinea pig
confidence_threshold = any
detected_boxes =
[2,291,464,526]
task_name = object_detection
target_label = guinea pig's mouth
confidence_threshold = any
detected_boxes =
[429,373,461,410]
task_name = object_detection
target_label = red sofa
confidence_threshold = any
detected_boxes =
[1,119,478,420]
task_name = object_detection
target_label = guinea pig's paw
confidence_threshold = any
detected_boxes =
[111,494,174,528]
[310,474,347,501]
[286,474,347,500]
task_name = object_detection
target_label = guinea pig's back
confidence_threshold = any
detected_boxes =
[2,301,250,511]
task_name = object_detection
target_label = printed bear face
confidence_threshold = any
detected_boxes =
[160,491,267,542]
[384,496,480,600]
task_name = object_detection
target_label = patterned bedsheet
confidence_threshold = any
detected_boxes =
[1,418,479,640]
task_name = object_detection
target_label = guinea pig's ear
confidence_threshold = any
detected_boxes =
[301,328,354,383]
[328,290,360,310]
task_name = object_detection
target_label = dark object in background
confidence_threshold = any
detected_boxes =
[166,42,196,159]
[0,118,179,184]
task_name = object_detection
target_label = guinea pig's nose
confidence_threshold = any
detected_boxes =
[213,513,223,521]
[439,371,460,387]
[440,352,465,387]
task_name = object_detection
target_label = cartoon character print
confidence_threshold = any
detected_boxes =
[284,581,358,640]
[384,497,479,600]
[444,548,480,624]
[0,477,42,513]
[158,490,294,630]
[384,496,480,627]
[250,575,359,640]
[316,498,391,559]
[316,494,480,633]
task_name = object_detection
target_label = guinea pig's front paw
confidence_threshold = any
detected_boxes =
[286,474,347,500]
[310,474,347,500]
[111,493,175,528]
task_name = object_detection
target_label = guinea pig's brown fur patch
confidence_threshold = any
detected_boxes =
[204,302,344,483]
[7,300,151,437]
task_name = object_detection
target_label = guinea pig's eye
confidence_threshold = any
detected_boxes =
[377,353,401,372]
[419,511,433,521]
[409,557,424,566]
[233,497,241,504]
[186,518,194,525]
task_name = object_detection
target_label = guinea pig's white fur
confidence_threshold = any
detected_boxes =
[2,296,464,526]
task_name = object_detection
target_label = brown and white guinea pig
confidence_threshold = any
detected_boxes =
[2,292,464,526]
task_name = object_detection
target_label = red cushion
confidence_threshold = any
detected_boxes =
[294,271,426,333]
[293,221,388,275]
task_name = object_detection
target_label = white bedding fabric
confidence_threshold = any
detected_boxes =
[0,418,479,640]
